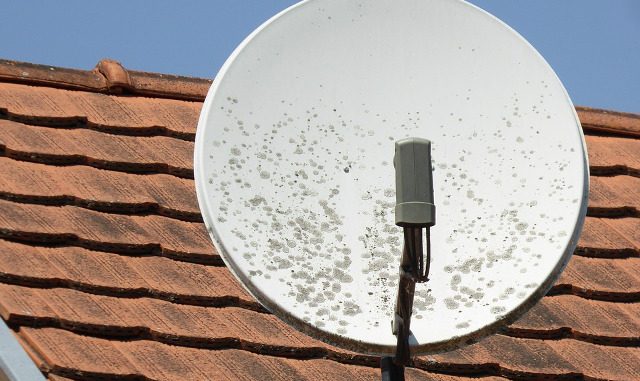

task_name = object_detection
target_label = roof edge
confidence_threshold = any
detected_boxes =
[0,320,45,381]
[0,59,211,102]
[0,59,638,137]
[576,106,640,138]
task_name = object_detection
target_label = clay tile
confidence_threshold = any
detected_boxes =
[96,59,132,93]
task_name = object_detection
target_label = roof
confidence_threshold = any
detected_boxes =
[0,58,638,381]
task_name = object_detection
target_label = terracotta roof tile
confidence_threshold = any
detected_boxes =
[0,60,107,93]
[509,295,640,344]
[0,200,216,264]
[586,135,640,177]
[0,158,199,221]
[20,327,485,381]
[589,175,640,218]
[95,59,132,92]
[0,82,200,139]
[0,285,329,352]
[1,125,636,220]
[0,241,257,310]
[554,256,640,301]
[0,59,638,380]
[425,335,640,380]
[0,119,193,178]
[2,284,639,368]
[0,59,211,102]
[579,217,639,255]
[577,106,640,138]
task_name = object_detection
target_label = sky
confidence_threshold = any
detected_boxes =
[1,1,638,113]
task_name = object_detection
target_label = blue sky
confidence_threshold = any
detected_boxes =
[1,1,638,112]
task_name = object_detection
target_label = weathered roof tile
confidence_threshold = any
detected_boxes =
[0,59,638,381]
[0,59,211,101]
[0,82,201,139]
[577,106,640,138]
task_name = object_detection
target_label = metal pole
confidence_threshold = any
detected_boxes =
[381,138,436,381]
[381,356,405,381]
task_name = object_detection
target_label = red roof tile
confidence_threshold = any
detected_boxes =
[0,82,200,139]
[0,59,638,380]
[577,106,640,138]
[0,119,194,178]
[554,256,640,301]
[22,327,494,381]
[0,59,211,102]
[0,200,216,263]
[0,158,199,221]
[427,335,640,380]
[586,135,640,177]
[0,241,257,310]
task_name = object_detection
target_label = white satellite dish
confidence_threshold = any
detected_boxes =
[195,0,587,369]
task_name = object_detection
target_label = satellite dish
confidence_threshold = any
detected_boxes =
[195,0,587,362]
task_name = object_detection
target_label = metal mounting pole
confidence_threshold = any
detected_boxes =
[381,138,436,381]
[381,356,405,381]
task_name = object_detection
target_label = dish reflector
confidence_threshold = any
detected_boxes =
[194,0,588,355]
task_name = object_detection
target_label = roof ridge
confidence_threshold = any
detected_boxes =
[0,59,211,102]
[1,59,639,137]
[576,106,640,138]
[576,106,640,121]
[95,59,132,93]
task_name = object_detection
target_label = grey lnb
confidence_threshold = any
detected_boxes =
[394,137,436,227]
